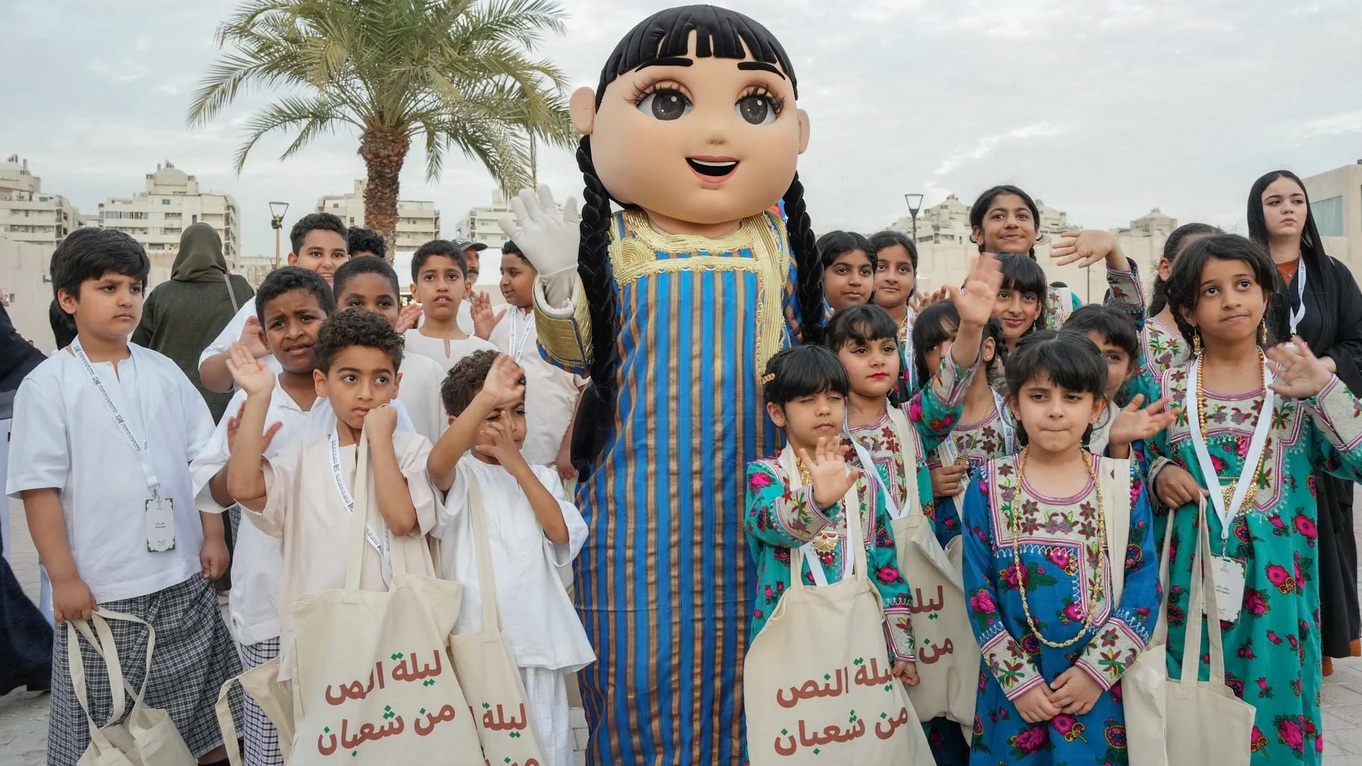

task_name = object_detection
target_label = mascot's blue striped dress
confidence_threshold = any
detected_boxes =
[536,207,797,764]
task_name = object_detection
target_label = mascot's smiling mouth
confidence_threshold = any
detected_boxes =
[686,157,739,179]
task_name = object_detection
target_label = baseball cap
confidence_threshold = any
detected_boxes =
[453,239,487,252]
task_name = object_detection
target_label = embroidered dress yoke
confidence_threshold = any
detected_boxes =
[1148,368,1362,766]
[533,209,797,764]
[847,354,974,549]
[961,456,1159,765]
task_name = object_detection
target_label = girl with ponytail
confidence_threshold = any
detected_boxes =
[499,7,821,763]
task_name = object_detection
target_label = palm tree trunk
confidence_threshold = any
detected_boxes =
[359,130,410,263]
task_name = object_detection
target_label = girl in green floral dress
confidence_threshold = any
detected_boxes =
[1149,234,1362,765]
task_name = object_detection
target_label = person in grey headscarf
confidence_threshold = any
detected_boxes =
[134,222,253,422]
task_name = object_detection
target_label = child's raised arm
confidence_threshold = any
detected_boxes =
[224,344,276,512]
[364,405,419,537]
[949,253,1002,371]
[478,420,570,545]
[428,355,526,491]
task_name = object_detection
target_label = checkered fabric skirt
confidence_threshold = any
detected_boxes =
[239,637,283,766]
[47,576,242,766]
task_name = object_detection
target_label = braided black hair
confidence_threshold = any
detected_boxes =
[783,173,823,343]
[569,137,621,472]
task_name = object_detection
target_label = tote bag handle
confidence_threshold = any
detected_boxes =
[465,474,506,632]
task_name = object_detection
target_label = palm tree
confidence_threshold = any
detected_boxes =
[188,0,574,257]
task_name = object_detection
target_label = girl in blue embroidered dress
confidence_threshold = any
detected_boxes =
[962,332,1162,765]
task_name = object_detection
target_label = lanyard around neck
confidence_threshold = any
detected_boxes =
[71,340,159,495]
[1185,355,1275,540]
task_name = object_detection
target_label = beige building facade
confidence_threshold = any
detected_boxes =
[458,189,514,250]
[1303,161,1362,273]
[891,193,1078,246]
[99,162,240,272]
[316,180,441,252]
[0,156,83,250]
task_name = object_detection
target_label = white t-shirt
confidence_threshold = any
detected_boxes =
[191,383,421,645]
[398,353,447,445]
[248,430,441,682]
[488,307,583,466]
[7,344,214,602]
[438,456,593,672]
[197,297,283,377]
[403,329,497,376]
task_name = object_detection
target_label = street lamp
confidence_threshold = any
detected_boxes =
[269,201,290,268]
[903,193,924,242]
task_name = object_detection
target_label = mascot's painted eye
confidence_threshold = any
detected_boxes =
[736,92,779,126]
[637,88,692,120]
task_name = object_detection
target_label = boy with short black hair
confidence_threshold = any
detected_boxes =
[347,226,386,260]
[405,239,496,373]
[198,212,351,393]
[226,310,442,684]
[475,240,584,476]
[8,228,240,766]
[429,350,591,766]
[192,266,335,766]
[334,257,446,443]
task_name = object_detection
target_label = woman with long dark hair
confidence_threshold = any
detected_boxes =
[1248,169,1362,674]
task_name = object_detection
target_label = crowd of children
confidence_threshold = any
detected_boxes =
[7,168,1362,766]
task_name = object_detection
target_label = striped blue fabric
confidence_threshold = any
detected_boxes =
[573,210,797,765]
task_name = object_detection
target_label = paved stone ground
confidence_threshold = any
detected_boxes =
[6,495,1362,764]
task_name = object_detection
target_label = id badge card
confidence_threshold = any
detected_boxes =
[1206,556,1245,623]
[145,494,176,552]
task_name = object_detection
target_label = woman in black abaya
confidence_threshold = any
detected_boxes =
[1249,169,1362,673]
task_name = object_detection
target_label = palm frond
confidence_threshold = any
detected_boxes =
[230,94,348,174]
[191,0,571,209]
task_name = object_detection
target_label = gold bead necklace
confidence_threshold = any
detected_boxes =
[1010,448,1107,649]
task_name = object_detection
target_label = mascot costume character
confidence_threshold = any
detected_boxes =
[500,5,823,763]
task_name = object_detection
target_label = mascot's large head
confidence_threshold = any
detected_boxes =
[569,6,824,473]
[572,5,810,232]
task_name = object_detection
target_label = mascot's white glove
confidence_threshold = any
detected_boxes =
[499,184,580,309]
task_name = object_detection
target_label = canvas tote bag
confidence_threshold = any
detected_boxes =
[1122,497,1255,766]
[215,656,296,766]
[288,429,482,765]
[866,408,980,733]
[69,609,197,766]
[446,473,549,763]
[743,446,933,765]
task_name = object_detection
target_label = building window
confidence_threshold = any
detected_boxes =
[1311,195,1344,238]
[162,198,171,205]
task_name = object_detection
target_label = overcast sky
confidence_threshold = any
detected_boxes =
[3,0,1361,282]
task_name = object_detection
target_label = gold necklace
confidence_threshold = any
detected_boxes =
[1010,448,1107,649]
[1196,349,1269,513]
[798,462,842,554]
